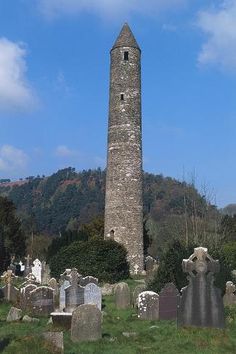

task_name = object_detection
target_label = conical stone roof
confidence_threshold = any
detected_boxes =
[112,23,140,51]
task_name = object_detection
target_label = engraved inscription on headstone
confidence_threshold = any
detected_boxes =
[29,286,54,315]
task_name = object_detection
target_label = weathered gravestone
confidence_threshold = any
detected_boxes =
[223,281,236,306]
[80,276,98,287]
[84,283,102,310]
[32,259,42,284]
[1,270,19,303]
[48,278,59,297]
[29,286,54,315]
[24,254,32,276]
[159,283,180,320]
[178,247,225,329]
[41,261,51,285]
[115,282,130,309]
[71,304,102,342]
[138,291,159,320]
[6,307,22,322]
[65,269,84,313]
[43,332,64,353]
[132,284,146,308]
[20,284,37,311]
[59,279,70,311]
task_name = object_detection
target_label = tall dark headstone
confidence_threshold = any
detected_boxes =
[104,23,144,273]
[178,247,225,329]
[159,283,179,320]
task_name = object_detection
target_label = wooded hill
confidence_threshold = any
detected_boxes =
[0,167,220,257]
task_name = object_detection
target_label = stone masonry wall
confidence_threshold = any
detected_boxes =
[104,41,144,274]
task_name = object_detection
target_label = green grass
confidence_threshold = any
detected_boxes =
[1,290,236,353]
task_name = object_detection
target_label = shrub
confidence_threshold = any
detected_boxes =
[148,240,194,293]
[49,239,129,283]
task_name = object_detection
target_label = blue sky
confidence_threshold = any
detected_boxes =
[0,0,236,207]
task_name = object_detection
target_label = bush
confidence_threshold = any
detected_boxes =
[148,240,194,293]
[49,239,129,283]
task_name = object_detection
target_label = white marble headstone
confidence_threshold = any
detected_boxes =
[84,283,102,310]
[32,259,42,284]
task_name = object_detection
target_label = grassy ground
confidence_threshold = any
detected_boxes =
[0,280,236,353]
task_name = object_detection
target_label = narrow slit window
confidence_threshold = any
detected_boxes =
[120,94,124,101]
[124,51,129,61]
[110,230,114,239]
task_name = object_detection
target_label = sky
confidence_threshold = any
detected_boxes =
[0,0,236,208]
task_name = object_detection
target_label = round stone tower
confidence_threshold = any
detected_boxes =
[104,23,144,274]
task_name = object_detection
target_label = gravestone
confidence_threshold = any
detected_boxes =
[223,281,236,306]
[48,278,59,295]
[138,291,159,320]
[60,269,72,281]
[145,256,157,272]
[32,259,42,284]
[24,254,32,276]
[21,273,37,288]
[132,284,146,308]
[115,282,130,309]
[43,332,64,353]
[1,270,19,303]
[80,276,98,287]
[59,279,70,311]
[65,269,84,313]
[159,283,179,320]
[6,307,22,322]
[178,247,225,329]
[20,284,37,310]
[41,261,51,285]
[29,286,54,315]
[71,304,102,342]
[84,283,102,310]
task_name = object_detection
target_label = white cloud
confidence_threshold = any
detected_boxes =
[197,0,236,70]
[38,0,186,20]
[0,145,28,174]
[55,145,78,158]
[0,38,37,111]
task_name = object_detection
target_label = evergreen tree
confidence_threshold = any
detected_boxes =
[0,196,26,272]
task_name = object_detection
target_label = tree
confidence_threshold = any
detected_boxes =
[0,196,26,272]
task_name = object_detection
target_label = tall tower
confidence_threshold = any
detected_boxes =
[104,23,144,273]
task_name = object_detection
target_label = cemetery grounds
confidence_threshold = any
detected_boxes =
[0,279,236,354]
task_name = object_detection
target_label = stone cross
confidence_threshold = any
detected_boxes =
[25,254,32,268]
[70,268,80,287]
[178,247,225,329]
[134,264,139,275]
[1,270,15,285]
[1,270,17,301]
[182,247,219,276]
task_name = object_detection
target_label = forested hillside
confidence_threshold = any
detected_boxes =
[0,167,220,257]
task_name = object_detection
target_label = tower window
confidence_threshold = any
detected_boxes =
[110,230,115,239]
[120,94,124,101]
[124,51,129,61]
